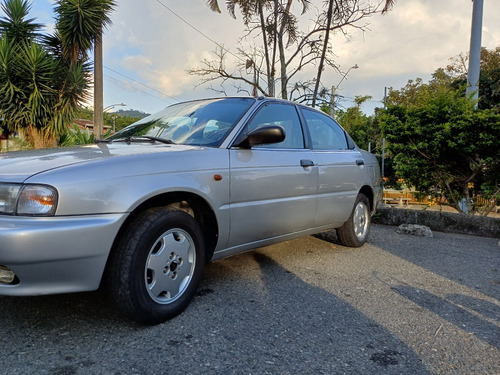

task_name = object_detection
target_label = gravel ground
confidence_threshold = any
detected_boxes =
[0,224,499,375]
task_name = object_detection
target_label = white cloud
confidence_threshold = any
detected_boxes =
[23,0,500,114]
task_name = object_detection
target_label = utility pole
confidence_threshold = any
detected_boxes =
[466,0,484,108]
[329,86,335,117]
[93,27,104,139]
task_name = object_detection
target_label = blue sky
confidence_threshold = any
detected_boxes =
[15,0,500,115]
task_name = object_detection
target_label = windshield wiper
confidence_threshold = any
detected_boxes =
[142,136,175,144]
[95,138,112,143]
[104,136,175,145]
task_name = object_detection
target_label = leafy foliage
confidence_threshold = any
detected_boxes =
[59,124,112,146]
[380,85,500,213]
[334,95,380,152]
[0,0,114,148]
[59,124,94,146]
[0,0,41,43]
[54,0,115,63]
[445,47,500,112]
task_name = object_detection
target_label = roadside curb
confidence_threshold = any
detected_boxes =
[373,206,500,238]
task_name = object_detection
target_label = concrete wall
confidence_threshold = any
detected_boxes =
[373,207,500,238]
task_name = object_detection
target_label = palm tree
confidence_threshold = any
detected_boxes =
[0,0,89,148]
[55,0,116,139]
[0,0,115,148]
[206,0,221,13]
[55,0,114,63]
[0,0,41,43]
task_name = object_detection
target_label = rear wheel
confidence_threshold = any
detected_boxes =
[336,193,371,247]
[107,208,205,324]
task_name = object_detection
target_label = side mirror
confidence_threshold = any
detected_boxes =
[233,125,286,148]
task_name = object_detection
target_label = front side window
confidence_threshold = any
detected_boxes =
[302,108,348,150]
[108,98,255,147]
[244,103,304,149]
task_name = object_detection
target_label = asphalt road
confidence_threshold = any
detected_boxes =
[1,224,499,375]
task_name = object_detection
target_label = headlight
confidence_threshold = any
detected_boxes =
[0,183,58,216]
[0,184,21,214]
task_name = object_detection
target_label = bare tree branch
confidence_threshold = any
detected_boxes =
[194,0,395,103]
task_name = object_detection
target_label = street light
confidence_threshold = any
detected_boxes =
[336,64,359,90]
[103,103,126,112]
[102,103,126,133]
[330,64,359,116]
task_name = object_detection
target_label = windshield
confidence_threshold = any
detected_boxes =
[107,98,255,147]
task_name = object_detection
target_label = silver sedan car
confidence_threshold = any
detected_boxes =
[0,97,381,324]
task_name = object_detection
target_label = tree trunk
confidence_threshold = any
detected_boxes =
[259,3,273,97]
[25,126,58,149]
[271,0,279,97]
[278,0,293,99]
[312,0,334,107]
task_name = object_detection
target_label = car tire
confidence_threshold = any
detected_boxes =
[107,208,205,324]
[336,193,371,247]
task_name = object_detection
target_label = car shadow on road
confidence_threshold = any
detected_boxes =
[0,248,432,375]
[0,288,134,327]
[194,250,432,375]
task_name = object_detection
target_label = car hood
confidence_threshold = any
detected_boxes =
[0,143,200,182]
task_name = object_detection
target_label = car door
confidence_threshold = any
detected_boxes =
[300,107,366,227]
[227,102,318,248]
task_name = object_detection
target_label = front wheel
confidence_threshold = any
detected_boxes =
[336,193,371,247]
[107,208,205,324]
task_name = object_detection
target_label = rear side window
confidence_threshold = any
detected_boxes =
[301,108,348,150]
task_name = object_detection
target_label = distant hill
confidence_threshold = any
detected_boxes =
[115,109,150,119]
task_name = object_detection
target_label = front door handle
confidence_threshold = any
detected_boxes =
[300,159,315,167]
[356,159,365,166]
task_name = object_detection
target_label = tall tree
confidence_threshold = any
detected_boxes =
[0,0,115,148]
[446,46,500,112]
[199,0,395,104]
[0,0,89,148]
[334,95,379,151]
[380,85,500,214]
[55,0,116,139]
[204,0,310,99]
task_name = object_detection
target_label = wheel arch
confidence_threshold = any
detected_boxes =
[107,191,219,270]
[359,185,375,213]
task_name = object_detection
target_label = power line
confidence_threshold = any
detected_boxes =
[104,65,180,102]
[101,1,244,106]
[104,74,172,104]
[154,0,221,50]
[153,0,245,64]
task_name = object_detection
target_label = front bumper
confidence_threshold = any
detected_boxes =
[0,214,128,296]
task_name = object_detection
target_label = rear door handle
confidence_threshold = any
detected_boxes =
[356,159,365,166]
[300,159,315,168]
